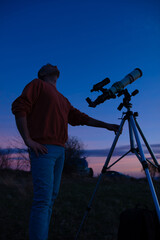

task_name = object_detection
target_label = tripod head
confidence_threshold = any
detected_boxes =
[117,89,139,111]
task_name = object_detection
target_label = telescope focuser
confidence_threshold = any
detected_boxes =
[86,91,116,108]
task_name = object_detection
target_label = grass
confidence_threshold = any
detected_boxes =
[0,169,160,240]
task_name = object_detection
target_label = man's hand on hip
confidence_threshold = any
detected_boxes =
[26,138,48,157]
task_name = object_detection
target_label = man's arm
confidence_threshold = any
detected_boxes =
[15,116,48,156]
[68,106,120,132]
[87,117,120,133]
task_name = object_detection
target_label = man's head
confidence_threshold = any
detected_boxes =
[38,64,60,82]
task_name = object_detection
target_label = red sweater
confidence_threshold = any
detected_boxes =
[12,79,90,147]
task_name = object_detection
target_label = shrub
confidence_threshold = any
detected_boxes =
[64,136,88,174]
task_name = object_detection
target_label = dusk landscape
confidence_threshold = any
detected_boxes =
[1,0,160,239]
[1,0,160,177]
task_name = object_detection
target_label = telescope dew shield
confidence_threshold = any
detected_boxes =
[109,68,142,95]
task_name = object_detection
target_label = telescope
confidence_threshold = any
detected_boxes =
[86,68,143,107]
[75,67,160,240]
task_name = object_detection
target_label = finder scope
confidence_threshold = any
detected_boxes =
[86,68,142,107]
[91,78,110,92]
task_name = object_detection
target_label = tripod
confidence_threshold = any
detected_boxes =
[75,89,160,240]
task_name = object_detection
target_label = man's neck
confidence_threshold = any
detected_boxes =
[47,80,57,87]
[44,76,57,88]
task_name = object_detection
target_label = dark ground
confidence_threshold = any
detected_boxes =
[0,169,160,240]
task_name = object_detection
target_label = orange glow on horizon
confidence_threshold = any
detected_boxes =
[87,155,149,178]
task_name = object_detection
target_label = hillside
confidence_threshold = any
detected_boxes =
[0,169,160,240]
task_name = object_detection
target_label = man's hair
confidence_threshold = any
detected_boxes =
[38,63,60,80]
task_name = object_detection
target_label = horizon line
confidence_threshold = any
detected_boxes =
[0,143,160,158]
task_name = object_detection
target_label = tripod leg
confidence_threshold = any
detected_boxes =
[134,117,160,169]
[74,117,126,240]
[128,118,136,150]
[102,117,126,171]
[130,115,160,223]
[74,174,103,240]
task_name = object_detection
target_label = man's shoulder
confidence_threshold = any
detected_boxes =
[24,78,43,89]
[56,89,71,104]
[30,78,42,85]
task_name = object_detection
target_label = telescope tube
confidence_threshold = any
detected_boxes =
[109,68,142,96]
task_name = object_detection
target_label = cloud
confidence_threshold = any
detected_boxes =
[0,148,28,155]
[84,144,160,157]
[1,144,160,162]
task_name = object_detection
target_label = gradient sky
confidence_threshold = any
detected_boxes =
[1,0,160,150]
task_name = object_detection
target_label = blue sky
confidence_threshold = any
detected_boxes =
[1,0,160,149]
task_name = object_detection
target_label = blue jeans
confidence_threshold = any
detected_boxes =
[29,144,65,240]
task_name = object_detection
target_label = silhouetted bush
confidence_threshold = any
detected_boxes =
[64,136,88,174]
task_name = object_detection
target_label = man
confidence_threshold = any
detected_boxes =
[12,64,119,240]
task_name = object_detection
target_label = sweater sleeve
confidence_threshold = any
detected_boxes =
[11,79,42,118]
[68,105,90,126]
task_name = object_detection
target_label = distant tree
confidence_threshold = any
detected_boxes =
[10,137,30,171]
[0,136,93,175]
[0,148,11,169]
[64,136,88,174]
[142,159,160,178]
[0,137,30,171]
[147,161,160,178]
